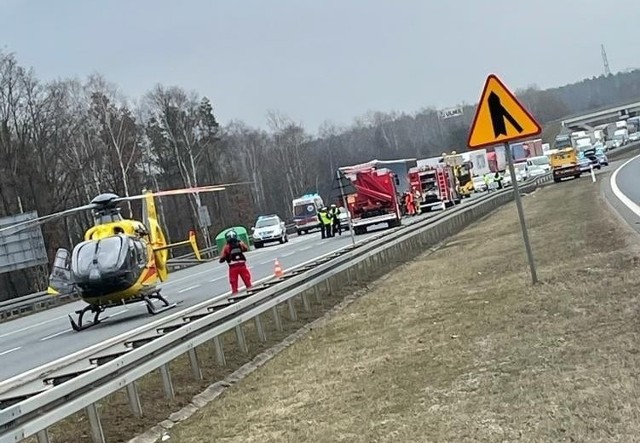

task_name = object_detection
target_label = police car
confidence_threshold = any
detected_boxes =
[251,215,288,248]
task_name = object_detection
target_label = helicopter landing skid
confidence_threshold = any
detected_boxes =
[144,292,177,315]
[69,305,109,332]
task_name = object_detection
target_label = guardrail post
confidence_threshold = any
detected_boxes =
[287,299,297,321]
[302,292,311,312]
[187,348,203,380]
[159,364,175,400]
[314,285,322,304]
[254,314,267,342]
[36,429,51,443]
[271,306,283,331]
[85,402,106,443]
[213,335,226,366]
[126,381,143,417]
[235,324,248,353]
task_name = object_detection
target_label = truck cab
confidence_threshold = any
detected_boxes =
[341,167,402,235]
[550,148,581,183]
[441,153,474,197]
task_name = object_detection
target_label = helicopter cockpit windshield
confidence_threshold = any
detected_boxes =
[71,235,130,283]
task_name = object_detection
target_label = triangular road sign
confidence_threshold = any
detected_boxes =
[467,74,542,149]
[333,170,357,196]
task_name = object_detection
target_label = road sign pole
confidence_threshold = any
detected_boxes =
[504,142,538,284]
[337,170,356,247]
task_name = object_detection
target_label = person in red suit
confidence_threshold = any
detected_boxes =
[219,230,252,294]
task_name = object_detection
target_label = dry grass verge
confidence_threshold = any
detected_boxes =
[167,177,640,443]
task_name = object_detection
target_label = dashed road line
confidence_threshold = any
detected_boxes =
[178,284,201,294]
[40,329,71,341]
[0,347,21,356]
[0,315,67,339]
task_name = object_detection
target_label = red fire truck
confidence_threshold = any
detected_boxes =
[339,165,402,235]
[408,164,461,211]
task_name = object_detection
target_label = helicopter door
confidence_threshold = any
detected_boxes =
[47,248,75,295]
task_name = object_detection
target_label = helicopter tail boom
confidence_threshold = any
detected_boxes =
[152,230,202,261]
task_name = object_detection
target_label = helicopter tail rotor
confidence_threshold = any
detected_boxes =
[188,230,201,261]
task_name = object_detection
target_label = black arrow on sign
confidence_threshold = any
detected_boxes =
[488,91,523,137]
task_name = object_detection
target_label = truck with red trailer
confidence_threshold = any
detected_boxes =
[338,165,402,235]
[409,164,461,211]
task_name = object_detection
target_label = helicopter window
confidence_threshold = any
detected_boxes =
[134,241,147,266]
[129,243,138,268]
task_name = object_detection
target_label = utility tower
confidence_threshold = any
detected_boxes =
[601,44,611,76]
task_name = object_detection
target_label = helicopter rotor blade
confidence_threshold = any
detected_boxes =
[115,182,253,202]
[0,181,254,236]
[0,204,97,236]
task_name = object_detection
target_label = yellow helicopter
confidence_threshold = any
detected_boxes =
[0,184,240,331]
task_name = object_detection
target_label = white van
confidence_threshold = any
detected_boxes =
[526,155,551,172]
[292,194,324,235]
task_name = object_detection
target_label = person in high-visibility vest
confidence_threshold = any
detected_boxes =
[493,171,503,189]
[330,204,342,236]
[405,191,415,216]
[317,207,333,239]
[412,186,422,215]
[218,230,252,294]
[483,174,492,193]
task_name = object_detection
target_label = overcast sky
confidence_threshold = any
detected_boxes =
[1,0,638,134]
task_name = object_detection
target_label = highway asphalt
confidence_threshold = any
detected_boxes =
[602,151,640,235]
[0,200,480,382]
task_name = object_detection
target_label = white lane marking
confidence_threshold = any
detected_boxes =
[40,329,70,341]
[161,269,212,287]
[280,251,296,257]
[178,284,200,294]
[0,347,21,356]
[0,315,67,339]
[209,276,225,282]
[299,245,313,251]
[110,309,128,318]
[610,153,640,217]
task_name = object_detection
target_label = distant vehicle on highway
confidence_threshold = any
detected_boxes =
[472,175,487,193]
[526,155,551,172]
[594,149,609,167]
[513,162,529,179]
[527,164,547,178]
[251,215,288,248]
[629,132,640,142]
[292,193,324,235]
[502,170,524,187]
[578,157,594,173]
[335,207,351,230]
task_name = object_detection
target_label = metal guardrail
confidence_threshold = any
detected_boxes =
[0,174,551,443]
[0,291,80,322]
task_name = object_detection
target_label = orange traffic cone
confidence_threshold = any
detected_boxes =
[274,258,284,278]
